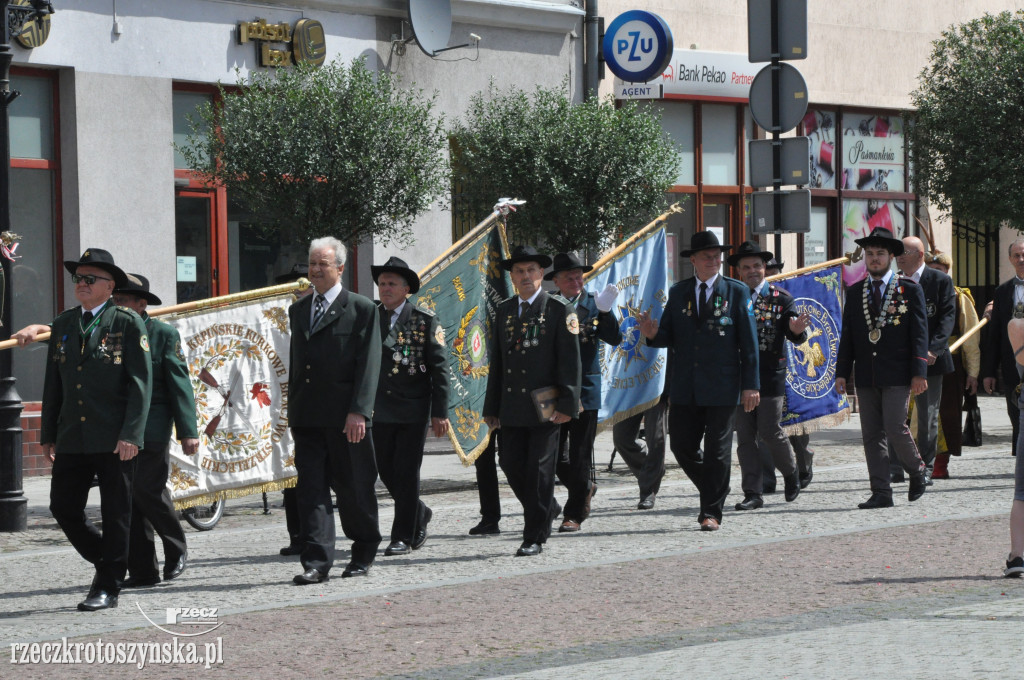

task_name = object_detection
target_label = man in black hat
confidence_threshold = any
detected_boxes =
[728,241,809,511]
[110,274,199,587]
[483,245,581,556]
[545,252,620,532]
[289,236,381,583]
[39,248,153,610]
[836,227,929,508]
[371,256,449,556]
[638,231,759,531]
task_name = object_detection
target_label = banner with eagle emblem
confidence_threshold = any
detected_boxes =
[775,264,851,433]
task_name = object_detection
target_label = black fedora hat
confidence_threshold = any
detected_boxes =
[543,252,593,281]
[855,227,904,256]
[371,256,420,294]
[765,257,785,272]
[501,245,552,271]
[115,273,162,306]
[274,263,309,284]
[727,240,774,267]
[63,247,128,288]
[680,231,733,258]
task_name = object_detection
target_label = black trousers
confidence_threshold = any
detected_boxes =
[282,486,301,544]
[474,431,501,523]
[1008,391,1021,457]
[668,403,736,524]
[292,427,381,573]
[49,452,136,593]
[555,409,598,521]
[127,441,187,579]
[373,422,431,544]
[499,424,560,544]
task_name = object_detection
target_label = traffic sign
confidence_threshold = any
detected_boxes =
[751,190,811,234]
[602,11,674,83]
[748,137,810,187]
[749,63,808,132]
[748,0,807,63]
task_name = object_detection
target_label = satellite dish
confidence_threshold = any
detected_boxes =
[408,0,453,57]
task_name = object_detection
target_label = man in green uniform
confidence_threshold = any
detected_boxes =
[113,274,200,587]
[41,248,152,611]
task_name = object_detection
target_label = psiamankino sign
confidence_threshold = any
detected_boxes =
[165,295,296,507]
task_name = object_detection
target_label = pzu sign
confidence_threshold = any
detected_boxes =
[602,11,674,83]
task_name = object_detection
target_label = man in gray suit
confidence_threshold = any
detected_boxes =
[288,237,382,583]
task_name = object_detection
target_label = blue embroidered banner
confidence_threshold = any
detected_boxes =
[776,264,851,431]
[584,227,669,428]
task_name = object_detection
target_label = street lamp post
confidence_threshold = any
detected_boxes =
[0,1,54,532]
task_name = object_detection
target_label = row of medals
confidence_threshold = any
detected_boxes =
[507,313,545,349]
[756,296,777,352]
[863,279,907,344]
[392,327,428,375]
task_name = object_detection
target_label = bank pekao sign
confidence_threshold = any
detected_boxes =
[602,11,674,84]
[614,50,759,102]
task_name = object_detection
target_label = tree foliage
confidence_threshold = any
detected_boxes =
[177,59,448,246]
[910,10,1024,227]
[451,84,679,253]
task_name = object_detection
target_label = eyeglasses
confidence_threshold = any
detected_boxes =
[71,273,113,285]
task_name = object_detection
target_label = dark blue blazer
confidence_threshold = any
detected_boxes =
[569,292,622,412]
[914,266,956,376]
[648,275,759,407]
[981,278,1021,391]
[837,276,928,388]
[753,283,807,398]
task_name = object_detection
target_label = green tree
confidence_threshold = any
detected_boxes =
[178,59,448,246]
[910,10,1024,227]
[451,84,679,252]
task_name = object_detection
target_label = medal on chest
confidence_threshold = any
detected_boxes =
[864,278,904,344]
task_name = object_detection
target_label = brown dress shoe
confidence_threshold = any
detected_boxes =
[699,517,720,531]
[558,519,581,533]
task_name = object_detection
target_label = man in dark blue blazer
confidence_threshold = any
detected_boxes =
[289,237,382,583]
[639,231,760,531]
[546,252,621,532]
[982,238,1024,457]
[891,236,955,483]
[836,227,929,508]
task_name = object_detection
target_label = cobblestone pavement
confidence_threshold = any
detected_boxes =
[1,395,1021,678]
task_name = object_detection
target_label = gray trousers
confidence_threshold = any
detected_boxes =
[890,374,943,475]
[736,395,797,496]
[611,396,667,498]
[858,386,925,497]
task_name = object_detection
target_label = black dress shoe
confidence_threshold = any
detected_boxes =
[122,574,161,589]
[515,542,542,557]
[164,552,187,581]
[799,468,813,489]
[637,493,656,510]
[763,481,777,494]
[469,520,500,535]
[734,495,764,511]
[412,507,432,550]
[384,540,411,556]
[78,590,118,611]
[890,471,906,483]
[858,493,895,509]
[342,561,371,578]
[909,475,927,502]
[280,543,303,556]
[923,470,934,486]
[293,568,329,585]
[784,473,801,502]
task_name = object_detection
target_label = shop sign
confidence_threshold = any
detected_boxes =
[602,11,674,84]
[615,50,758,102]
[237,17,327,68]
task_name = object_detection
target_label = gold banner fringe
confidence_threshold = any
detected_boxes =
[173,475,297,511]
[781,406,851,437]
[595,396,661,434]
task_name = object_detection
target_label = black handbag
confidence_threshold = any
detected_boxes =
[962,394,982,447]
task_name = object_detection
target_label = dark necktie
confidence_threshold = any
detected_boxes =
[698,282,708,317]
[312,294,326,328]
[379,306,390,338]
[82,311,93,325]
[520,300,530,318]
[872,280,884,315]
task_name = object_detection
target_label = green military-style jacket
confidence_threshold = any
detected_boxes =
[142,313,199,444]
[374,302,450,425]
[41,301,153,453]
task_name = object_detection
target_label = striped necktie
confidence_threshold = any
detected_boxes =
[311,294,327,328]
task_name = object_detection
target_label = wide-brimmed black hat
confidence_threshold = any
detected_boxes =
[680,231,733,258]
[371,256,420,294]
[855,227,904,256]
[765,258,785,272]
[274,263,309,284]
[543,252,593,281]
[63,247,128,287]
[115,273,162,305]
[727,240,774,267]
[500,245,552,271]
